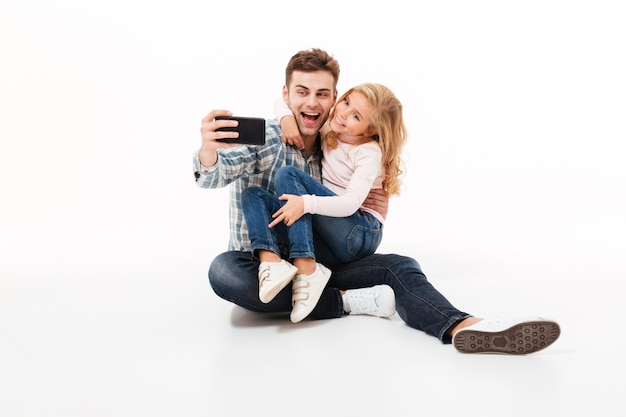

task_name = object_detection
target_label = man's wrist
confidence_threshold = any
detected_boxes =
[199,150,218,171]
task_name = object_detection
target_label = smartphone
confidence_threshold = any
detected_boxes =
[215,116,266,145]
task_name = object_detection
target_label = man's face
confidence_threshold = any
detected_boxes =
[283,70,337,139]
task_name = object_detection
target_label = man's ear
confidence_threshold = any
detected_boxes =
[282,85,289,104]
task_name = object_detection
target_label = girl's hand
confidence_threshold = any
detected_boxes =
[280,116,304,150]
[268,194,305,227]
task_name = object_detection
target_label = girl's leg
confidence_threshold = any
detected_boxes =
[241,187,298,303]
[274,166,336,262]
[274,166,335,260]
[312,211,382,266]
[274,166,336,322]
[241,186,288,258]
[274,165,383,267]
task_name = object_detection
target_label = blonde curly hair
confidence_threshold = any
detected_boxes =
[324,83,407,196]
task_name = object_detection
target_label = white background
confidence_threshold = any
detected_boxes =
[1,1,625,416]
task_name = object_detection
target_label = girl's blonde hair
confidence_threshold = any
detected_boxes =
[325,83,407,196]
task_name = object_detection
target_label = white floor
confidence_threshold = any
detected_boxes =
[2,2,625,416]
[2,174,624,416]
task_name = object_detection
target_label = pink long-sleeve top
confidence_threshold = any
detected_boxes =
[301,139,385,225]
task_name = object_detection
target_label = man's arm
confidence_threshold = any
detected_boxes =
[194,113,286,191]
[362,187,389,220]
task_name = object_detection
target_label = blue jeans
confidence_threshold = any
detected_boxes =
[242,165,383,265]
[208,251,470,344]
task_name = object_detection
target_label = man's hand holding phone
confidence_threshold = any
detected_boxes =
[215,116,265,145]
[199,110,235,167]
[199,110,265,167]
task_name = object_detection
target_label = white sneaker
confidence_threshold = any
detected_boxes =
[258,260,298,303]
[290,263,332,323]
[343,285,396,318]
[453,317,561,354]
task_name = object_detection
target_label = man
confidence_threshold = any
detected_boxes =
[193,48,560,354]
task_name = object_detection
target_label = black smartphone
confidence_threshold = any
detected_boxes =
[215,116,266,145]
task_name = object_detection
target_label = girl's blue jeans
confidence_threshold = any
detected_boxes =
[242,165,382,266]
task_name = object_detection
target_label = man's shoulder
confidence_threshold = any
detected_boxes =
[263,118,301,153]
[261,118,283,145]
[265,117,280,128]
[264,117,280,134]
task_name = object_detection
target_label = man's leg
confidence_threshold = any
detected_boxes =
[208,250,344,320]
[330,253,471,344]
[210,251,560,352]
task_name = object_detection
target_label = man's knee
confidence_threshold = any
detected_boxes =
[208,251,256,295]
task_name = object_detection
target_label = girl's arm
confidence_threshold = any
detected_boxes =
[305,142,383,217]
[273,97,304,149]
[270,143,384,227]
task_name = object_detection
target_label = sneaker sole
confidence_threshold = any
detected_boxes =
[453,320,560,354]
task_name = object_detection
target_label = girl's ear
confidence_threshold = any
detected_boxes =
[367,126,378,137]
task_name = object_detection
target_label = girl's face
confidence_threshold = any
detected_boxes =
[328,91,377,144]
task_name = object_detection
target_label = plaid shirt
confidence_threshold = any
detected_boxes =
[193,118,323,252]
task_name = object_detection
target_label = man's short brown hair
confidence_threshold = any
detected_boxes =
[285,48,340,91]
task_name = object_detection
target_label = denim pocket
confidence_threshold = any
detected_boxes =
[346,216,383,258]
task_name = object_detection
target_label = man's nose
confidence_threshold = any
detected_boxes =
[305,95,319,107]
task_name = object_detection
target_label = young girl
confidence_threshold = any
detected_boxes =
[241,83,407,323]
